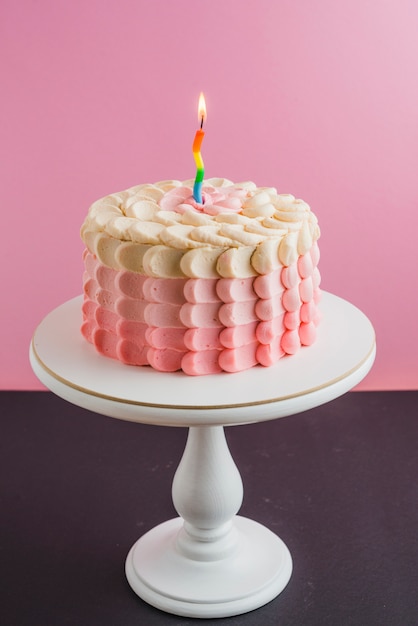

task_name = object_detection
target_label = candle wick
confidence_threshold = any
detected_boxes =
[200,116,204,129]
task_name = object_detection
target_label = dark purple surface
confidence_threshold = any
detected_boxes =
[1,391,417,626]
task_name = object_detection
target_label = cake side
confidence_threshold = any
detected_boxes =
[80,179,321,375]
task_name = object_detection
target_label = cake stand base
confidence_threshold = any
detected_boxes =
[124,423,292,618]
[126,516,291,619]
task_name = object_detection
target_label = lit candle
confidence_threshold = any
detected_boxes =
[192,92,207,204]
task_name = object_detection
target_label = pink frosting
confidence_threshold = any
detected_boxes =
[256,315,285,345]
[220,322,259,349]
[184,278,219,304]
[216,277,257,303]
[81,242,321,375]
[184,327,223,351]
[257,337,285,367]
[182,350,223,376]
[146,327,187,350]
[158,184,246,215]
[218,342,259,373]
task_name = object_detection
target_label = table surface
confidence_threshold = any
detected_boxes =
[1,390,417,626]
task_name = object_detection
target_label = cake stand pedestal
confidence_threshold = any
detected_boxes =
[30,292,375,619]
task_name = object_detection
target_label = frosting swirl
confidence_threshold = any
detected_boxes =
[159,181,248,215]
[81,178,320,278]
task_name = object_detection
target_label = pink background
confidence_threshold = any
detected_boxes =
[1,0,417,390]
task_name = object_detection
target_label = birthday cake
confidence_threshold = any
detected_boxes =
[80,178,321,375]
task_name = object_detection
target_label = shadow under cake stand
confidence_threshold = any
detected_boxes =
[30,291,375,619]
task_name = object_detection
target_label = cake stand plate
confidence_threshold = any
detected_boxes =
[30,292,375,619]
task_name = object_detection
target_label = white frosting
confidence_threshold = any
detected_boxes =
[81,178,320,278]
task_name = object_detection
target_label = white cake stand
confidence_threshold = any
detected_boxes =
[30,292,375,619]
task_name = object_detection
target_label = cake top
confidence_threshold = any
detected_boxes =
[81,178,320,279]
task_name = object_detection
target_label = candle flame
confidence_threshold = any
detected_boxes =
[198,92,206,126]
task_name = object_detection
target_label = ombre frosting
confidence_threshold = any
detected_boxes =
[81,178,321,375]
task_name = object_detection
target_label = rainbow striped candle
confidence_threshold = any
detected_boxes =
[192,93,206,204]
